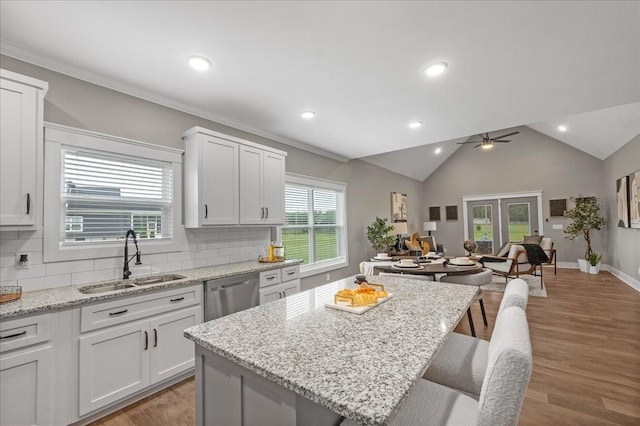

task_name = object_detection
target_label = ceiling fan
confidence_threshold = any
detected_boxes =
[457,131,520,150]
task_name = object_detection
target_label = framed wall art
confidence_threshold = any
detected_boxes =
[391,192,407,222]
[429,206,441,221]
[616,176,629,228]
[629,170,640,229]
[446,205,458,220]
[549,199,567,217]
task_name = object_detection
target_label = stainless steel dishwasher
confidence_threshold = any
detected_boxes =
[204,272,260,321]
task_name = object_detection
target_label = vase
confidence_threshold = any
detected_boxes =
[577,258,589,273]
[589,263,601,274]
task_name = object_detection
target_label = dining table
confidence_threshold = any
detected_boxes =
[363,257,483,278]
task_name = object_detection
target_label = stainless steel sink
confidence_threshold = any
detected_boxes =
[132,274,186,286]
[79,282,137,294]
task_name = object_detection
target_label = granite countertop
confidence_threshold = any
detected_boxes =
[0,259,301,319]
[183,275,478,426]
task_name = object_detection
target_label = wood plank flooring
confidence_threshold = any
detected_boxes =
[91,268,640,425]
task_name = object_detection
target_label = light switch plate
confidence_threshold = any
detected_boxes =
[552,224,563,230]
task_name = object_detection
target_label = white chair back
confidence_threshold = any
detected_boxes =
[478,306,532,426]
[507,244,527,265]
[498,278,529,315]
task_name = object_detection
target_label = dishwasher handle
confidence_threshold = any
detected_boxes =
[221,280,251,289]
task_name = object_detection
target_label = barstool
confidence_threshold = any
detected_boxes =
[440,268,493,337]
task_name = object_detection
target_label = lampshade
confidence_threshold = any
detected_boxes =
[423,222,437,232]
[392,222,408,234]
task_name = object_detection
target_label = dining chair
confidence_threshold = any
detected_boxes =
[440,268,493,337]
[423,279,529,398]
[342,305,532,426]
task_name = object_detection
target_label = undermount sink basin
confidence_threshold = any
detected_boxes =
[79,282,137,294]
[132,274,186,286]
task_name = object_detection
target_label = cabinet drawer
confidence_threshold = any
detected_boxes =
[0,313,51,354]
[281,265,299,282]
[259,269,281,288]
[80,285,202,333]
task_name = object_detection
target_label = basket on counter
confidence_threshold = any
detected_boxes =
[0,286,22,304]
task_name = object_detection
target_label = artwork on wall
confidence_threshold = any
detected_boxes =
[616,176,630,228]
[549,199,567,217]
[429,206,441,221]
[391,192,408,222]
[629,170,640,229]
[446,205,458,220]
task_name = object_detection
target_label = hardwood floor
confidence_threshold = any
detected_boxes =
[91,268,640,425]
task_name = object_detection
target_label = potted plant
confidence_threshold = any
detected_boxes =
[564,195,605,273]
[587,252,603,274]
[366,217,397,253]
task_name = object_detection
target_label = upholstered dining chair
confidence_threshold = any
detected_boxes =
[440,268,493,337]
[342,305,532,426]
[483,243,536,282]
[423,279,529,398]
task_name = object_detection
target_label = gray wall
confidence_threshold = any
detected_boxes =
[0,55,424,290]
[422,126,607,263]
[602,135,640,283]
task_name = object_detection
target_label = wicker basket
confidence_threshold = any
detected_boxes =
[0,286,22,304]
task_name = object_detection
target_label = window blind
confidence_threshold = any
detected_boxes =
[61,149,173,244]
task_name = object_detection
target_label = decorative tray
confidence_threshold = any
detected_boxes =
[258,256,285,263]
[0,286,22,304]
[325,283,393,314]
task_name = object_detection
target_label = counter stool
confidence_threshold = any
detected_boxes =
[440,269,493,337]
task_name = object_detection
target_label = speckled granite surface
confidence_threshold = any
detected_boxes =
[0,259,301,319]
[184,275,478,426]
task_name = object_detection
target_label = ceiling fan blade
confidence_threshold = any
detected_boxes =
[492,131,519,140]
[474,143,482,148]
[457,140,483,144]
[493,140,511,143]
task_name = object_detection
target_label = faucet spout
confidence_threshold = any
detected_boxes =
[123,229,141,279]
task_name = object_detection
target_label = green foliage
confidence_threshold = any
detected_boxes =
[564,195,605,259]
[587,252,602,266]
[366,217,397,251]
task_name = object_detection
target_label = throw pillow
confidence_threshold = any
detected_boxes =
[522,235,543,245]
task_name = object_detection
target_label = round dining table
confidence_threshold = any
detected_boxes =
[372,258,483,278]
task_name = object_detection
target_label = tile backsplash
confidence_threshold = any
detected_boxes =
[0,228,271,291]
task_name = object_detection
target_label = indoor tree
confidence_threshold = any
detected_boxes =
[564,195,605,259]
[366,217,397,252]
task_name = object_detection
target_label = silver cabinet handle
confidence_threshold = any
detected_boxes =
[204,204,208,219]
[26,193,31,214]
[283,290,286,297]
[265,207,268,219]
[0,331,27,340]
[260,207,265,219]
[266,275,276,280]
[287,271,295,275]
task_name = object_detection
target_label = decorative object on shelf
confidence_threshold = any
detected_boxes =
[629,170,640,229]
[446,205,458,220]
[549,199,567,217]
[391,192,408,222]
[564,195,605,271]
[392,221,408,251]
[423,221,437,236]
[616,176,629,228]
[463,239,477,256]
[366,217,397,252]
[429,206,441,221]
[0,286,22,304]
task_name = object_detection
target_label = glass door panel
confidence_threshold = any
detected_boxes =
[500,196,539,243]
[467,200,499,255]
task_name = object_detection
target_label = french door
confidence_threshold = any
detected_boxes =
[464,193,542,255]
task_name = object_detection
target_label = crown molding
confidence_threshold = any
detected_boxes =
[0,41,349,163]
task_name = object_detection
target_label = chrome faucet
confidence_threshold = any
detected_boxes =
[123,229,142,279]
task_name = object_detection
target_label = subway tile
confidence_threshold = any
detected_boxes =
[129,264,153,277]
[94,257,122,270]
[1,264,47,281]
[0,237,43,254]
[18,230,44,239]
[72,268,120,285]
[0,231,19,240]
[151,261,182,274]
[181,258,214,270]
[46,259,94,276]
[137,253,167,265]
[19,274,72,292]
[206,241,230,249]
[195,249,219,259]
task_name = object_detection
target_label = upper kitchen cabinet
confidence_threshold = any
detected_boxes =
[183,127,286,227]
[239,146,285,225]
[0,70,48,230]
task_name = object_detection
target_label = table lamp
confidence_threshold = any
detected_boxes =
[423,221,437,236]
[392,222,408,250]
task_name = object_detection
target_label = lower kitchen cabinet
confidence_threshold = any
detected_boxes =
[260,281,301,304]
[0,345,52,426]
[259,265,300,305]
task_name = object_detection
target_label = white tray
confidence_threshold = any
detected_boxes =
[325,293,393,314]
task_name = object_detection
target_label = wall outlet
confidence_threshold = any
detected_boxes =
[552,224,563,230]
[326,273,331,281]
[16,253,30,269]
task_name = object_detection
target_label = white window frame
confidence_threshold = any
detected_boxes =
[279,173,348,278]
[43,123,183,262]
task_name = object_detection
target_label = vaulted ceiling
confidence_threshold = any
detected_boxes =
[1,1,638,181]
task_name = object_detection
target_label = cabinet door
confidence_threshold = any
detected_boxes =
[239,146,264,224]
[200,137,239,225]
[259,283,286,305]
[281,279,300,298]
[0,345,52,426]
[262,152,285,224]
[78,321,150,416]
[0,79,38,227]
[149,306,202,385]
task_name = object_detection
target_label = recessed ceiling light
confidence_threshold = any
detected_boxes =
[409,121,423,129]
[434,147,442,154]
[188,56,211,71]
[300,111,316,119]
[557,125,568,132]
[425,62,448,77]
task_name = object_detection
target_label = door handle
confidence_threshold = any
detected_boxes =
[153,328,158,347]
[0,331,27,340]
[26,193,30,214]
[109,309,128,316]
[144,331,148,350]
[204,204,208,219]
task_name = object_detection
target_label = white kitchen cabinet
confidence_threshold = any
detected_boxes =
[183,132,239,227]
[239,146,286,225]
[183,126,286,227]
[78,285,203,416]
[0,69,48,230]
[259,265,300,305]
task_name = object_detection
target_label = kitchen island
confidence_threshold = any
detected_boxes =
[184,275,478,426]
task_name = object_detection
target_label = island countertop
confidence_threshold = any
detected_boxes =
[183,275,478,425]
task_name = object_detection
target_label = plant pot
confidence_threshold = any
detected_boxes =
[577,258,589,273]
[589,263,601,274]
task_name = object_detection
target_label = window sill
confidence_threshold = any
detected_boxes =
[299,258,348,279]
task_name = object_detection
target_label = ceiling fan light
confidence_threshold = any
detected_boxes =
[425,62,448,77]
[481,141,494,150]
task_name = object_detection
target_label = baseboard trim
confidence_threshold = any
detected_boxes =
[554,262,611,272]
[608,266,640,293]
